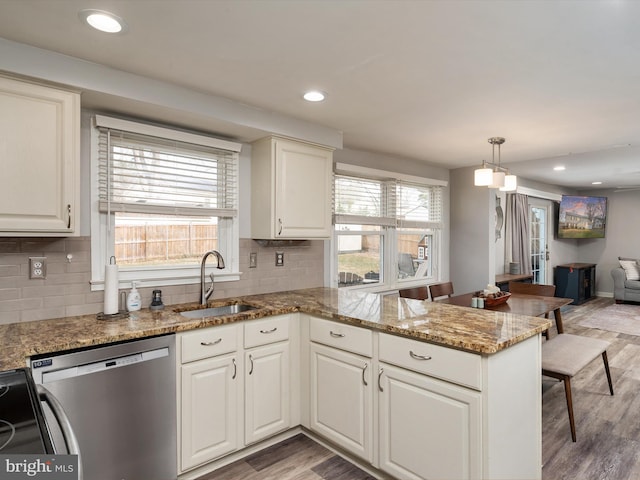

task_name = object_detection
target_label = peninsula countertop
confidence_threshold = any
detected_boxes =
[0,287,551,370]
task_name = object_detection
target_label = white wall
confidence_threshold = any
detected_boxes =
[450,166,495,294]
[576,188,640,295]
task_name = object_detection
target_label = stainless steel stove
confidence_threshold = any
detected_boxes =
[0,368,54,455]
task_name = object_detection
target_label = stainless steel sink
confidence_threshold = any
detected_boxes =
[179,303,258,319]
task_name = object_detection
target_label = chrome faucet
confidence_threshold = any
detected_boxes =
[200,250,225,305]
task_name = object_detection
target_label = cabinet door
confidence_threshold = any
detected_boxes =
[180,354,239,472]
[274,138,332,238]
[309,342,373,462]
[0,76,79,234]
[379,363,482,480]
[245,342,290,445]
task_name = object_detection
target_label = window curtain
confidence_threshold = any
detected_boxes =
[507,193,531,275]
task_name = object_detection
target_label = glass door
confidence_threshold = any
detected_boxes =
[529,205,548,284]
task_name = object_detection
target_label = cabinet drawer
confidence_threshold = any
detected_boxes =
[244,315,290,349]
[180,324,239,364]
[309,317,372,358]
[378,333,482,390]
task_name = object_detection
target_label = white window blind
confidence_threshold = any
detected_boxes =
[333,174,396,226]
[396,181,443,229]
[334,175,443,227]
[97,123,239,218]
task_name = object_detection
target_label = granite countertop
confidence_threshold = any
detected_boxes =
[0,287,551,370]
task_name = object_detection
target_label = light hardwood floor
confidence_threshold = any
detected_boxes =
[196,434,375,480]
[542,296,640,480]
[197,297,638,480]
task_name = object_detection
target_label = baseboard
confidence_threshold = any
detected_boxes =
[596,291,614,298]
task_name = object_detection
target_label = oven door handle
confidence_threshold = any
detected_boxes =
[37,385,83,480]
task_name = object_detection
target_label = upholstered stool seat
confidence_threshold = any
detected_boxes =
[542,333,614,442]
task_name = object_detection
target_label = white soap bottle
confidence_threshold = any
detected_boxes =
[127,281,142,312]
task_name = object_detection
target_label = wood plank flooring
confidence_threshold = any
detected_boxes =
[542,296,640,480]
[196,434,375,480]
[197,297,640,480]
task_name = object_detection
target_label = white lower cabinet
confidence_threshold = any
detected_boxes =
[245,341,290,444]
[178,323,240,472]
[309,342,373,462]
[307,316,541,480]
[180,353,239,471]
[378,363,481,480]
[177,314,540,480]
[178,315,295,474]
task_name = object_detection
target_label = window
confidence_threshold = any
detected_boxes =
[90,115,241,290]
[333,168,444,290]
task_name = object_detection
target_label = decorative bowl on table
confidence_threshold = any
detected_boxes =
[482,291,511,307]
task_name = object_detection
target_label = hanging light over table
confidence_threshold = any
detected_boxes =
[473,137,517,191]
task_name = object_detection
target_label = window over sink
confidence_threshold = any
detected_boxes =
[90,115,241,290]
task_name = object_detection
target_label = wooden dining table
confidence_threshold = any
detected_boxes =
[437,292,573,335]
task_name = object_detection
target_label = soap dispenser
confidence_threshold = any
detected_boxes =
[127,281,142,312]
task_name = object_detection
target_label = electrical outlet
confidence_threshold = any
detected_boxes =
[275,252,284,267]
[29,256,47,279]
[249,252,258,268]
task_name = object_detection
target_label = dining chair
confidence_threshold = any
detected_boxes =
[542,333,614,442]
[508,282,556,298]
[513,281,615,441]
[399,286,429,300]
[509,282,556,337]
[428,282,454,301]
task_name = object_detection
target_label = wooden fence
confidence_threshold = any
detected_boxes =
[361,235,423,258]
[115,224,218,265]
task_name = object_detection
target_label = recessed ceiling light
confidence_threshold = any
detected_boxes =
[79,9,127,33]
[592,181,603,185]
[303,90,326,102]
[553,166,566,171]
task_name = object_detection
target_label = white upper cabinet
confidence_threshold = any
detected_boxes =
[251,136,333,239]
[0,75,80,236]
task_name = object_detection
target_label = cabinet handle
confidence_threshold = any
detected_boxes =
[200,338,222,346]
[67,204,71,229]
[329,331,345,338]
[232,358,237,380]
[378,368,384,392]
[362,363,368,386]
[278,218,283,235]
[260,327,278,334]
[409,350,432,361]
[249,354,254,375]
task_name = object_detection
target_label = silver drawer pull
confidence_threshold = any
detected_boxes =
[330,331,345,338]
[409,350,432,361]
[362,363,368,386]
[260,327,278,334]
[200,338,222,346]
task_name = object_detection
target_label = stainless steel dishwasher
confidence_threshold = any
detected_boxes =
[30,334,176,480]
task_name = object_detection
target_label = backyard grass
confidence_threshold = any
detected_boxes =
[338,252,380,277]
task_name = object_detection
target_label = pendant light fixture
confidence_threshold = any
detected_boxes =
[473,137,517,191]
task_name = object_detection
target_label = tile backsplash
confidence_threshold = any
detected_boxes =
[0,237,324,324]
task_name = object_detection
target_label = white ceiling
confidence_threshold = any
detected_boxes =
[1,0,640,190]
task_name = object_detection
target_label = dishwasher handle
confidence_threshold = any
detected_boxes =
[38,385,83,480]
